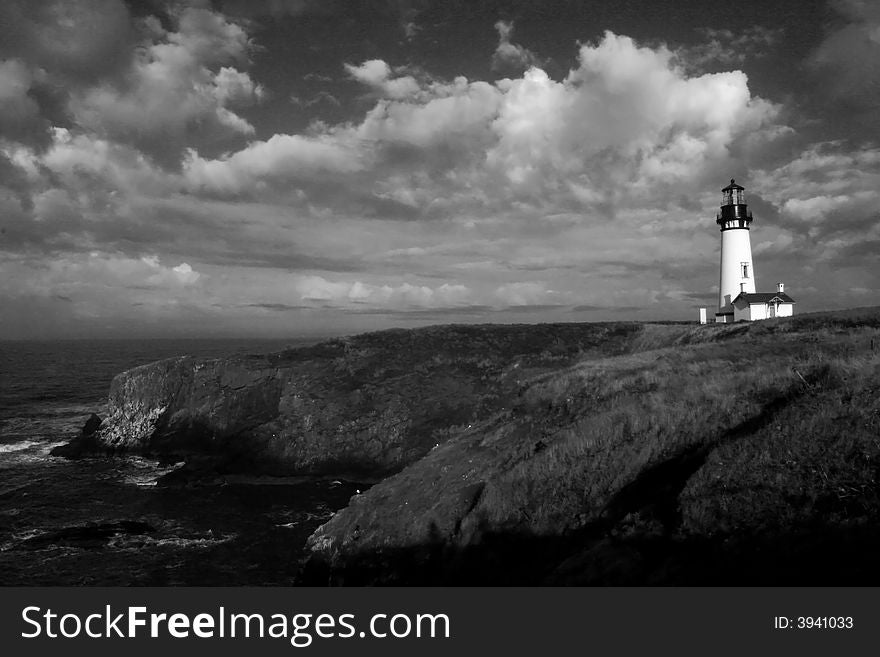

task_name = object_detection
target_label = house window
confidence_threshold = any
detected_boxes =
[741,263,749,278]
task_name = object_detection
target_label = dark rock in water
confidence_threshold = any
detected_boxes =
[82,413,103,437]
[20,520,156,550]
[49,413,105,458]
[49,440,87,458]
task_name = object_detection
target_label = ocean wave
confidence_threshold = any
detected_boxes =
[10,528,48,543]
[274,509,334,528]
[121,459,186,487]
[0,405,103,443]
[0,439,43,454]
[107,533,236,550]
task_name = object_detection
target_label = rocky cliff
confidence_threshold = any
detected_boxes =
[58,323,650,476]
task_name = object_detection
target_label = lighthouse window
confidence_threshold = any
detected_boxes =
[741,263,749,278]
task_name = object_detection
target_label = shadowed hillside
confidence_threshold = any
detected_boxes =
[303,308,880,585]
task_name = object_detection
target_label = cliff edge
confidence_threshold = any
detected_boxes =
[56,322,662,476]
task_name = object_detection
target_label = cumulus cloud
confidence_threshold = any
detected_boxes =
[192,32,779,211]
[487,33,779,202]
[0,250,218,338]
[491,20,541,74]
[186,67,506,194]
[290,273,577,314]
[214,66,266,105]
[40,128,175,194]
[294,275,472,310]
[0,252,203,308]
[345,59,421,99]
[183,132,364,195]
[0,127,182,254]
[751,142,880,241]
[150,257,202,286]
[346,59,391,87]
[3,123,378,269]
[356,75,501,148]
[68,7,264,162]
[735,140,880,307]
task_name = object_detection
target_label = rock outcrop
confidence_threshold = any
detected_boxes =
[55,323,648,477]
[50,413,104,458]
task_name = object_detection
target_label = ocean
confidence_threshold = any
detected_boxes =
[0,338,363,585]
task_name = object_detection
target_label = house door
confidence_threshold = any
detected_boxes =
[768,303,776,318]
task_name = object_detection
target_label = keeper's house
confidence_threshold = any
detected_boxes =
[731,283,796,322]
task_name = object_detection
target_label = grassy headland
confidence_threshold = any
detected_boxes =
[304,308,880,585]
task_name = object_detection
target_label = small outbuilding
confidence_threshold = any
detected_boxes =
[731,283,795,322]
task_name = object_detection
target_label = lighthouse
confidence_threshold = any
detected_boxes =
[707,178,796,323]
[715,179,755,323]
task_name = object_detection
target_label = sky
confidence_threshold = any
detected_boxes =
[1,0,878,339]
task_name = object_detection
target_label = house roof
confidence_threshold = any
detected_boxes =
[732,292,796,307]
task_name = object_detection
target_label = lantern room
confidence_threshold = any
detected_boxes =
[716,179,753,230]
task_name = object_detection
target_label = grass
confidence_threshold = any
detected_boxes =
[487,324,880,533]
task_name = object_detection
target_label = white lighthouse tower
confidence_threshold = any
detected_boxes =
[715,179,755,323]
